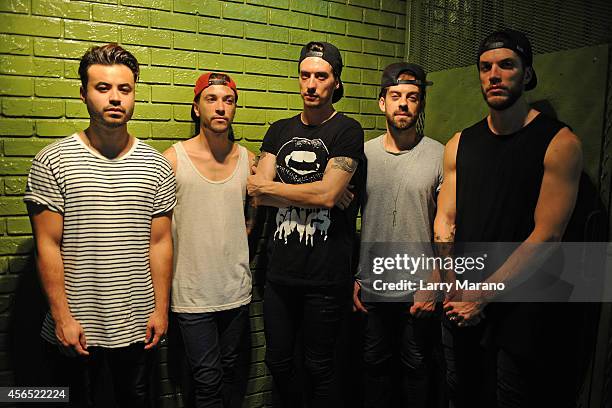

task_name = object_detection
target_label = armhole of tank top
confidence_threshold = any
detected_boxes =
[173,141,186,175]
[238,145,250,178]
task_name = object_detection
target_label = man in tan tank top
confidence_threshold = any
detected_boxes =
[163,73,256,408]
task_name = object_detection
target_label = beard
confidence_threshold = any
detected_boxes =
[386,111,417,131]
[87,105,132,129]
[482,83,523,111]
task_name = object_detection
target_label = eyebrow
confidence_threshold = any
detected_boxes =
[480,57,515,64]
[389,89,420,95]
[300,70,329,75]
[93,81,133,87]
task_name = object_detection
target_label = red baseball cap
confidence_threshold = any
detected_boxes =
[193,72,238,101]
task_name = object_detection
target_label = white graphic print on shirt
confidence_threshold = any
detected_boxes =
[275,207,330,246]
[274,137,331,246]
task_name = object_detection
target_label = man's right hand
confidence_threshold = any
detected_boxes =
[335,185,354,210]
[56,316,89,356]
[353,280,368,313]
[410,289,437,318]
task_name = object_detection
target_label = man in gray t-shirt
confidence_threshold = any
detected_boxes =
[353,63,443,408]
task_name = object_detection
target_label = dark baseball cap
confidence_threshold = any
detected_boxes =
[298,41,344,103]
[380,62,433,97]
[478,29,537,90]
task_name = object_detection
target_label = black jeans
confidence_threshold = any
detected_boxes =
[176,306,249,408]
[362,302,441,408]
[43,341,152,408]
[442,319,496,408]
[263,281,351,408]
[443,318,580,408]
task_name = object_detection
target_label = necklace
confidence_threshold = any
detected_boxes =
[383,135,419,228]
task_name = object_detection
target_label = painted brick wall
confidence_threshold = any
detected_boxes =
[0,0,407,406]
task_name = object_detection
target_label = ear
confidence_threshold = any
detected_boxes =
[192,101,200,118]
[79,86,86,103]
[523,66,533,86]
[335,79,339,90]
[378,96,386,113]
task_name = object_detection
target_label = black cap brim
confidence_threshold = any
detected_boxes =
[525,67,537,91]
[332,78,343,103]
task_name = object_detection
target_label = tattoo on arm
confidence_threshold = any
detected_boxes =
[434,230,455,283]
[434,230,455,243]
[331,157,358,173]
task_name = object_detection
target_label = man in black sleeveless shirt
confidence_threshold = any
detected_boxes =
[435,29,582,407]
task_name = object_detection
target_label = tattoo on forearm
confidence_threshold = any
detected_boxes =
[434,227,455,282]
[331,157,357,173]
[434,230,455,243]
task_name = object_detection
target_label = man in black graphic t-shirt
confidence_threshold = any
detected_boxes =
[247,41,364,407]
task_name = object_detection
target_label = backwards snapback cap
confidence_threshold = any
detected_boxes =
[298,41,344,103]
[380,62,433,97]
[191,72,238,122]
[478,29,537,90]
[193,72,238,101]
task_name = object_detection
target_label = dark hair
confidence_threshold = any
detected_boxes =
[304,42,338,78]
[306,42,325,53]
[78,43,139,89]
[191,73,235,141]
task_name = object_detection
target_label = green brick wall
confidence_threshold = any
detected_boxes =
[0,1,407,407]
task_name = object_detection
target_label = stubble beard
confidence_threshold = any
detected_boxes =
[482,83,523,111]
[386,112,417,131]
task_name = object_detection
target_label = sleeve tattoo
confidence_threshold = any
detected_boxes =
[331,156,358,173]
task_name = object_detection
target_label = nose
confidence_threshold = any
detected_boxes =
[108,87,121,105]
[215,99,225,115]
[306,75,316,91]
[489,64,501,83]
[398,95,408,110]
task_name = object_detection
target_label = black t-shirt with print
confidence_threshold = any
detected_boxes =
[261,112,365,286]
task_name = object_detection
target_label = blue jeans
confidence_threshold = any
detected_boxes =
[362,302,441,408]
[176,306,249,408]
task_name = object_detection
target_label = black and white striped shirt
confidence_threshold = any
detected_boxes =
[24,134,177,348]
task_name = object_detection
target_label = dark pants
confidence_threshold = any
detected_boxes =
[496,346,581,408]
[442,319,496,408]
[43,341,152,408]
[443,317,580,408]
[263,281,351,408]
[176,305,249,408]
[362,302,441,408]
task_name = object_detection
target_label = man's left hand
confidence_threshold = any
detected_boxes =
[444,290,486,327]
[144,309,168,349]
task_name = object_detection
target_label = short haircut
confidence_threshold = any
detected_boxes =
[78,43,139,89]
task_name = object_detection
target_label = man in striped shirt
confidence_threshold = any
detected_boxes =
[24,43,176,407]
